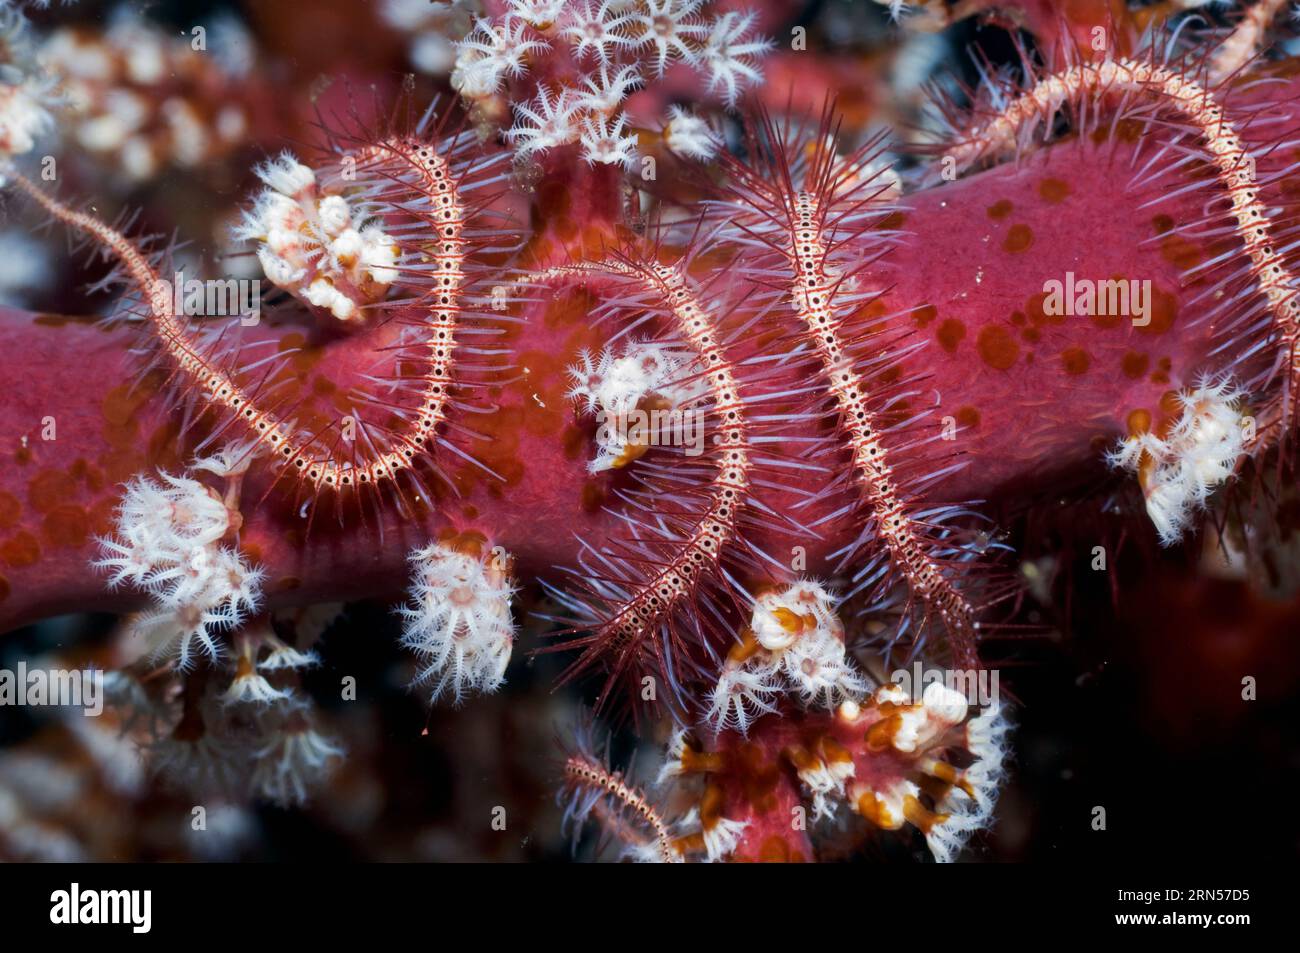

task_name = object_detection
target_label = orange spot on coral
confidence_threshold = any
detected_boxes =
[88,498,117,536]
[1093,117,1144,143]
[1121,351,1150,379]
[913,304,937,327]
[0,575,8,603]
[1061,347,1091,375]
[1,531,41,567]
[1137,288,1178,335]
[148,422,185,472]
[99,451,145,484]
[1038,178,1071,203]
[936,318,965,353]
[1127,408,1152,435]
[102,382,150,426]
[28,470,76,514]
[756,837,802,862]
[42,505,88,548]
[956,406,981,429]
[986,199,1013,220]
[580,482,605,513]
[1002,224,1034,253]
[0,492,19,529]
[1026,291,1064,327]
[977,326,1019,370]
[1159,232,1202,270]
[877,211,907,231]
[1159,389,1184,418]
[1084,275,1133,330]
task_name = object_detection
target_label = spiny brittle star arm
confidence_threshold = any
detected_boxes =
[3,137,467,494]
[789,188,981,668]
[1209,0,1289,86]
[531,258,752,692]
[563,753,682,862]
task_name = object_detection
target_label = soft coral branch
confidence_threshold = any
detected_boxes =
[3,59,1294,629]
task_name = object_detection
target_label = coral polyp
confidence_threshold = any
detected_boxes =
[0,0,1297,872]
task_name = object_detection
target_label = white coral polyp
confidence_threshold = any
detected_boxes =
[580,111,639,168]
[1107,375,1246,545]
[251,710,344,806]
[453,14,550,98]
[682,808,748,863]
[663,106,719,160]
[511,0,567,29]
[566,341,700,472]
[235,152,401,323]
[756,582,869,708]
[698,10,772,106]
[924,701,1011,863]
[223,640,293,707]
[122,546,262,668]
[398,541,518,704]
[507,84,581,156]
[0,81,53,158]
[888,682,968,753]
[706,666,779,733]
[705,579,873,734]
[794,754,855,821]
[576,63,643,115]
[631,0,708,77]
[562,1,639,64]
[95,468,263,669]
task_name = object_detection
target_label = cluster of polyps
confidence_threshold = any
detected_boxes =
[1108,376,1248,546]
[89,599,341,807]
[38,12,253,180]
[446,1,769,167]
[150,665,342,807]
[566,674,1009,863]
[707,580,871,733]
[233,152,401,323]
[566,340,703,472]
[832,683,1009,862]
[398,537,518,704]
[0,81,53,159]
[94,460,263,670]
[0,7,55,162]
